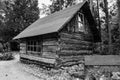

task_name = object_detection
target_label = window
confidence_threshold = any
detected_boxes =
[27,40,42,54]
[67,12,85,33]
[77,13,85,32]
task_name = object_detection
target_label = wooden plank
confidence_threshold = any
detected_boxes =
[27,51,41,56]
[42,45,59,52]
[60,32,84,40]
[60,56,84,60]
[42,51,58,59]
[20,54,56,64]
[60,37,92,46]
[60,56,84,63]
[85,55,120,66]
[60,44,93,50]
[59,50,92,56]
[61,61,83,67]
[60,54,83,58]
[43,41,58,46]
[20,43,26,54]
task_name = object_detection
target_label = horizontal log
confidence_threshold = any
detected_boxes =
[60,37,93,46]
[60,44,93,50]
[60,56,84,63]
[60,32,84,40]
[61,61,83,67]
[42,49,57,53]
[27,51,41,55]
[59,50,92,56]
[42,52,58,59]
[42,45,59,52]
[60,56,84,60]
[43,41,58,46]
[20,57,55,68]
[20,54,56,64]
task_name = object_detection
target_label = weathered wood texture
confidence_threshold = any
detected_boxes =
[59,32,93,55]
[20,42,26,54]
[60,50,92,56]
[42,39,59,59]
[60,56,84,63]
[20,53,56,64]
[20,54,55,68]
[20,32,94,67]
[43,40,58,46]
[57,56,84,67]
[57,32,93,66]
[60,32,84,40]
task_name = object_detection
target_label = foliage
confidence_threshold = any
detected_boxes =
[0,52,14,60]
[4,0,39,40]
[0,0,39,51]
[48,0,120,54]
[49,0,75,13]
[0,0,39,52]
[41,0,84,15]
[92,0,120,54]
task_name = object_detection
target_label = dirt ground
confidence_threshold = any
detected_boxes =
[0,54,41,80]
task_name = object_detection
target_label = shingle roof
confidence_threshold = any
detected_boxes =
[13,1,87,39]
[85,55,120,66]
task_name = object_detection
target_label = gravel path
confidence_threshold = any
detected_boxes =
[0,54,41,80]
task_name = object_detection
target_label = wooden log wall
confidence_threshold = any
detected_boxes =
[59,32,93,55]
[20,42,26,54]
[42,39,59,59]
[57,32,93,66]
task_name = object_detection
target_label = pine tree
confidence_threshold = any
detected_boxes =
[0,0,39,43]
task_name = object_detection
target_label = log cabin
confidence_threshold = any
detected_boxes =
[13,1,101,68]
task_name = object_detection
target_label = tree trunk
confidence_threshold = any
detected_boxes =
[104,0,112,54]
[1,42,5,52]
[117,0,120,32]
[89,0,94,14]
[104,0,109,32]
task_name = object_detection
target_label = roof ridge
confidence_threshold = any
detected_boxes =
[39,1,87,19]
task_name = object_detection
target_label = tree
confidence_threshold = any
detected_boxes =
[43,0,120,55]
[48,0,85,14]
[111,0,120,54]
[92,0,118,54]
[6,0,39,35]
[117,0,120,31]
[102,0,112,54]
[0,0,40,51]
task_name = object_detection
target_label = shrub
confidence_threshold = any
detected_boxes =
[0,52,14,60]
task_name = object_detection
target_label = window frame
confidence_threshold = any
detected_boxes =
[27,40,42,55]
[76,12,85,32]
